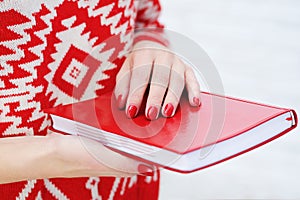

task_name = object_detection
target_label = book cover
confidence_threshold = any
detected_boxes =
[45,92,298,173]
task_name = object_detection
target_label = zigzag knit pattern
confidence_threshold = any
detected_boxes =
[0,0,163,199]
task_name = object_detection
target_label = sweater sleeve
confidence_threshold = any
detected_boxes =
[134,0,169,46]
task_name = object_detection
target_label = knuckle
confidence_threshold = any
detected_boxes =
[166,94,180,104]
[132,49,153,60]
[129,92,143,103]
[151,75,169,87]
[193,83,201,91]
[132,66,151,78]
[162,51,174,59]
[116,69,131,82]
[171,56,181,65]
[171,69,184,81]
[116,73,124,83]
[148,93,164,104]
[188,81,200,91]
[172,60,186,74]
[136,72,150,82]
[132,77,150,88]
[185,67,195,76]
[168,87,183,101]
[130,80,148,92]
[156,52,174,65]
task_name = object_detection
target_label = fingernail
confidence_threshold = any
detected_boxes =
[147,106,158,120]
[138,164,154,176]
[193,97,201,107]
[127,105,138,118]
[163,103,174,117]
[117,95,123,109]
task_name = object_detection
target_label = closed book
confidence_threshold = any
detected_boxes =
[45,92,297,173]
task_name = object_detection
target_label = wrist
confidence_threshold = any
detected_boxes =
[23,135,61,180]
[133,28,169,47]
[50,134,101,178]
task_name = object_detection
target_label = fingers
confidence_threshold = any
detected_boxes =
[114,56,132,109]
[79,136,155,177]
[115,43,201,119]
[161,58,185,117]
[145,52,172,120]
[125,50,153,118]
[56,132,157,177]
[185,66,201,107]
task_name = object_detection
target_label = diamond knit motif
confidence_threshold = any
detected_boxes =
[0,0,162,199]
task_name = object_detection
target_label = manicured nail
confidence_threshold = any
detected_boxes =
[147,106,158,120]
[117,95,123,109]
[193,97,201,107]
[138,164,154,176]
[163,103,174,117]
[127,105,138,118]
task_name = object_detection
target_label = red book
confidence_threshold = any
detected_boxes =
[45,92,297,173]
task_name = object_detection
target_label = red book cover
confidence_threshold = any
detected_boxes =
[45,92,297,173]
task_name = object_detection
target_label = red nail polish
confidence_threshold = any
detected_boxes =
[127,105,138,118]
[117,95,123,109]
[138,164,154,176]
[147,106,158,120]
[193,97,201,107]
[164,103,174,117]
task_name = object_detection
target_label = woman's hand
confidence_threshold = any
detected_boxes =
[114,41,201,120]
[51,132,154,178]
[0,132,154,184]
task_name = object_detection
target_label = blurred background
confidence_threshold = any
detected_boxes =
[158,0,300,199]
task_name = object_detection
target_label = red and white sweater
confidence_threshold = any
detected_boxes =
[0,0,165,199]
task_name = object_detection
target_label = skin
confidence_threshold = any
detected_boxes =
[0,41,200,183]
[0,133,148,184]
[114,41,201,120]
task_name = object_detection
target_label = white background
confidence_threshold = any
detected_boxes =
[159,0,300,199]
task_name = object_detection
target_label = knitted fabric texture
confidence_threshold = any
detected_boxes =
[0,0,164,199]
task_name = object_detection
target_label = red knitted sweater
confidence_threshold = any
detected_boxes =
[0,0,165,199]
